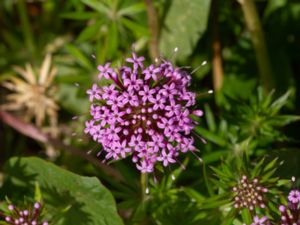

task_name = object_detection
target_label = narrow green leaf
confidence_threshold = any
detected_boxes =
[270,90,291,112]
[241,208,252,224]
[60,12,98,20]
[118,2,145,16]
[76,21,101,42]
[106,22,118,59]
[204,104,216,132]
[81,0,109,14]
[34,182,42,203]
[251,158,265,178]
[210,166,230,179]
[261,168,277,182]
[202,150,228,164]
[121,17,149,36]
[194,126,227,146]
[183,188,205,203]
[268,115,300,126]
[263,158,278,173]
[65,44,93,70]
[264,0,288,19]
[203,162,214,196]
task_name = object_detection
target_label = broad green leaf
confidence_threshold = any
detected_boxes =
[159,0,211,60]
[3,157,124,225]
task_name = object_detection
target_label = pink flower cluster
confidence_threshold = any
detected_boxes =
[85,53,203,173]
[250,215,270,225]
[279,189,300,224]
[249,188,300,225]
[0,202,48,225]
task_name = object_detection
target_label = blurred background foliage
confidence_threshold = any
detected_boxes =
[0,0,300,224]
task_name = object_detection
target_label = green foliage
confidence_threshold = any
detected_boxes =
[210,157,288,223]
[1,0,300,224]
[62,0,148,61]
[159,0,211,60]
[1,157,124,225]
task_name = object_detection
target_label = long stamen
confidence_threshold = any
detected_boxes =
[191,61,207,74]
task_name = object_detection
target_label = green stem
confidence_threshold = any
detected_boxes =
[140,173,148,201]
[17,0,35,55]
[144,0,160,62]
[203,162,214,196]
[239,0,274,92]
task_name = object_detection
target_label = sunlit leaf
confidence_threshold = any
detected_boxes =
[160,0,211,60]
[3,157,124,225]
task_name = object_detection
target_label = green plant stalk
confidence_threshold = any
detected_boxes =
[203,162,214,196]
[144,0,160,61]
[140,173,148,201]
[239,0,274,92]
[17,0,35,55]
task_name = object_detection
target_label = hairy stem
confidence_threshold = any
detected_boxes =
[144,0,160,61]
[239,0,274,92]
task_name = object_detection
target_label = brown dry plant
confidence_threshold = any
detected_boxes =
[1,54,59,135]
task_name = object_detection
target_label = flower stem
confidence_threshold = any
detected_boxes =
[239,0,274,92]
[140,173,148,200]
[17,0,35,55]
[211,0,224,92]
[144,0,160,62]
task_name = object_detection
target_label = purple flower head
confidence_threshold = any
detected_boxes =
[0,202,48,225]
[85,52,203,173]
[288,189,300,204]
[277,188,300,224]
[97,63,114,80]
